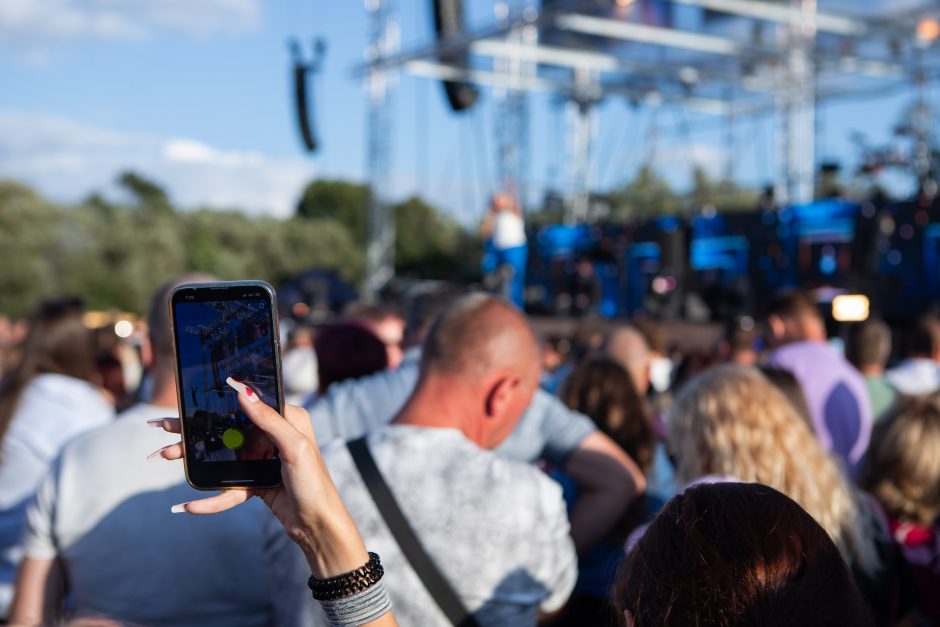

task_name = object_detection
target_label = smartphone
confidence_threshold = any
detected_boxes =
[169,280,283,490]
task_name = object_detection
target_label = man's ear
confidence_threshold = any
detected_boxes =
[484,375,519,418]
[767,314,786,340]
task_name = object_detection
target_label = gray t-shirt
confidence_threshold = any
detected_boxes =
[265,425,578,627]
[22,404,274,627]
[307,350,595,467]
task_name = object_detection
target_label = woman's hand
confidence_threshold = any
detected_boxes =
[150,392,368,579]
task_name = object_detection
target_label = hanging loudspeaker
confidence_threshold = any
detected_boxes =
[432,0,479,112]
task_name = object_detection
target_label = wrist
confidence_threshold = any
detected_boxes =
[293,505,370,579]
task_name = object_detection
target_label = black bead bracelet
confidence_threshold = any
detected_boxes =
[307,552,385,601]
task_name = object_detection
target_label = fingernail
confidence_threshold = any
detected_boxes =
[170,503,188,514]
[226,376,259,403]
[147,419,167,428]
[147,448,165,462]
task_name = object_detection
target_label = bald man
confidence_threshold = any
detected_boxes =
[267,294,578,626]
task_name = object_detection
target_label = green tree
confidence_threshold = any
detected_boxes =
[608,164,683,219]
[117,170,173,214]
[296,179,371,245]
[688,167,759,212]
[393,195,462,277]
[0,181,61,316]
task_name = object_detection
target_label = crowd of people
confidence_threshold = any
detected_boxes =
[0,275,938,626]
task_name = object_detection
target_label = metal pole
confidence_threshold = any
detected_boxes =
[364,0,398,299]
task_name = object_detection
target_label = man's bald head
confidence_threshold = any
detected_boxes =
[408,292,540,449]
[148,273,217,369]
[604,325,651,394]
[421,293,539,382]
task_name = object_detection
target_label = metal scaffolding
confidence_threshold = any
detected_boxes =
[360,0,940,288]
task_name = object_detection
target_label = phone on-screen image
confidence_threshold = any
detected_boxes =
[169,280,284,490]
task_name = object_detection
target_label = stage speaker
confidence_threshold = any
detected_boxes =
[432,0,479,112]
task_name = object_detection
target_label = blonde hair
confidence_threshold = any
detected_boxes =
[861,393,940,526]
[668,365,879,575]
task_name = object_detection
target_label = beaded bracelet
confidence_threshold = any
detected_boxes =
[308,552,385,601]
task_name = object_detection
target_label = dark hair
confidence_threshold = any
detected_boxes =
[758,366,814,432]
[0,297,98,447]
[906,315,940,359]
[614,482,873,627]
[846,319,892,370]
[763,289,819,322]
[314,323,388,394]
[560,356,655,473]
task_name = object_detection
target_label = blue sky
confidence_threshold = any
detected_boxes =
[0,0,931,224]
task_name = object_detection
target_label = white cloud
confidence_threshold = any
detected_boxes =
[0,110,313,217]
[0,0,260,62]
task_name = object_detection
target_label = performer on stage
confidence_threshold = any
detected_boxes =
[481,192,527,308]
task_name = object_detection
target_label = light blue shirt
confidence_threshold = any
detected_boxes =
[0,374,113,616]
[306,349,596,468]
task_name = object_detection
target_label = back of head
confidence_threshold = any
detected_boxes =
[860,393,940,526]
[421,292,538,382]
[148,274,217,373]
[758,365,814,432]
[906,314,940,360]
[668,365,879,575]
[0,297,95,444]
[315,323,388,394]
[560,355,654,473]
[764,290,825,345]
[846,319,892,371]
[614,482,872,627]
[603,325,651,394]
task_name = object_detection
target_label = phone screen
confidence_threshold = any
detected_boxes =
[171,282,282,488]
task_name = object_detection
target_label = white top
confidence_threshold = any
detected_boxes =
[492,210,527,250]
[885,358,940,396]
[0,374,113,616]
[21,403,274,626]
[265,425,577,627]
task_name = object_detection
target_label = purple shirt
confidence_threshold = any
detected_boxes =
[769,341,872,472]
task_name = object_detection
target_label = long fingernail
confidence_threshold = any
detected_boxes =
[226,376,259,403]
[170,503,188,514]
[147,448,165,462]
[147,418,168,428]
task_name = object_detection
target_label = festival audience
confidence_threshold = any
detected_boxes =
[847,318,898,420]
[313,323,388,395]
[860,393,940,625]
[282,325,318,405]
[759,365,814,431]
[0,297,114,618]
[602,325,651,395]
[267,294,578,625]
[764,290,872,472]
[344,303,406,370]
[305,291,645,555]
[885,314,940,396]
[614,482,874,627]
[666,365,908,624]
[555,355,660,626]
[9,276,275,626]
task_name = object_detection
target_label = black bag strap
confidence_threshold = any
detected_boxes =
[347,437,481,627]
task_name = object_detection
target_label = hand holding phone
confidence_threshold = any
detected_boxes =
[150,395,372,580]
[169,281,284,489]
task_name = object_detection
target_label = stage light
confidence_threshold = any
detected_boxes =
[917,18,940,44]
[114,320,134,339]
[832,295,869,323]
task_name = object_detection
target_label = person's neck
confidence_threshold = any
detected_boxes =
[392,377,480,445]
[148,373,179,410]
[860,364,884,377]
